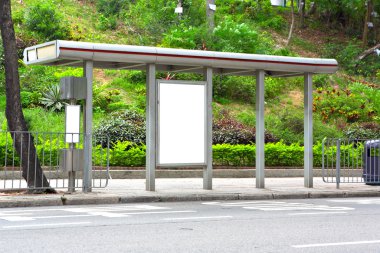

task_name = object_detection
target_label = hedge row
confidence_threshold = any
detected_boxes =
[0,138,362,167]
[94,141,362,167]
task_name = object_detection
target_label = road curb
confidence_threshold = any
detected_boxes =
[0,197,63,208]
[2,190,380,208]
[61,195,121,206]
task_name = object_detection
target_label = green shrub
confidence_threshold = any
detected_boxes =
[124,0,177,44]
[93,87,122,112]
[324,42,380,77]
[314,82,378,123]
[109,141,146,166]
[21,91,42,108]
[260,15,286,30]
[265,142,303,166]
[264,77,296,100]
[213,144,255,166]
[162,25,207,49]
[0,133,363,168]
[24,1,71,41]
[107,102,130,111]
[213,109,277,144]
[266,110,304,144]
[93,109,146,146]
[96,14,118,31]
[212,17,259,54]
[96,0,129,17]
[344,122,380,139]
[19,65,58,93]
[213,76,255,103]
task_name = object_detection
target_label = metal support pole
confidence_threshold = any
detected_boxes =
[256,70,265,188]
[68,98,77,193]
[146,64,156,191]
[304,73,313,188]
[336,139,341,189]
[68,143,76,193]
[203,67,213,190]
[83,61,93,192]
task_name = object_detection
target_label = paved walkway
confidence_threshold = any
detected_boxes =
[0,178,379,208]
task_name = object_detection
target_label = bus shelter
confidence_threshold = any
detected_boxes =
[23,40,338,192]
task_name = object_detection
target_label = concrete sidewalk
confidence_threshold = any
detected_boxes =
[1,178,380,208]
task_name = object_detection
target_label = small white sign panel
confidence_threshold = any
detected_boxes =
[271,0,286,7]
[175,7,183,13]
[159,82,205,165]
[65,105,80,143]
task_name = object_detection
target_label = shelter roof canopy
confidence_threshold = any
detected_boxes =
[23,40,338,77]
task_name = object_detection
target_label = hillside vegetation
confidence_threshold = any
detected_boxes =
[2,0,380,148]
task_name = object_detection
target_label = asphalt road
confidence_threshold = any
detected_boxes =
[0,198,380,253]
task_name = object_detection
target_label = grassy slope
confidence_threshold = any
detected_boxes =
[9,0,376,142]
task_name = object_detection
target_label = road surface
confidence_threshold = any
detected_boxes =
[0,198,379,253]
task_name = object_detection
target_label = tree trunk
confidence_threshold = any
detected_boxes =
[206,0,215,35]
[307,1,316,16]
[363,0,373,46]
[0,0,55,193]
[299,0,306,28]
[177,0,182,20]
[286,0,295,46]
[356,43,380,61]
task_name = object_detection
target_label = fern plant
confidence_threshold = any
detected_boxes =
[40,85,67,112]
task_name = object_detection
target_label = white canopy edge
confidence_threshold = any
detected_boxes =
[23,40,338,76]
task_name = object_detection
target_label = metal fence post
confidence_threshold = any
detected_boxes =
[336,139,341,189]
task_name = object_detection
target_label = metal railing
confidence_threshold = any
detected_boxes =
[0,131,109,191]
[322,138,380,188]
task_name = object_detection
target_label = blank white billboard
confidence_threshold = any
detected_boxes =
[158,81,206,165]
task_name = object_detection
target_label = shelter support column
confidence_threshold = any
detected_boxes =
[203,67,213,190]
[256,70,265,188]
[146,64,156,191]
[304,73,313,188]
[83,61,93,192]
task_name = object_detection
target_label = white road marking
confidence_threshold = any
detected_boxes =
[86,212,128,218]
[243,205,354,211]
[120,210,196,215]
[203,201,271,206]
[163,216,233,221]
[0,208,67,213]
[0,206,193,222]
[2,222,91,229]
[288,211,347,216]
[328,199,380,205]
[0,216,35,221]
[0,213,32,216]
[292,240,380,248]
[203,201,354,212]
[0,211,195,222]
[0,205,169,214]
[35,214,94,219]
[91,205,169,211]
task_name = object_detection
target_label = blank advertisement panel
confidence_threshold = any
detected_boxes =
[65,105,80,143]
[158,81,206,165]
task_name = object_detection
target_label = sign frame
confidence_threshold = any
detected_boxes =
[156,79,208,167]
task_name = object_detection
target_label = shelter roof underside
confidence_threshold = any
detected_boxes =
[24,40,338,77]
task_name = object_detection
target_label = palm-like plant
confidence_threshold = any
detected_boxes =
[40,85,67,112]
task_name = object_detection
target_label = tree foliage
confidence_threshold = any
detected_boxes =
[24,1,70,41]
